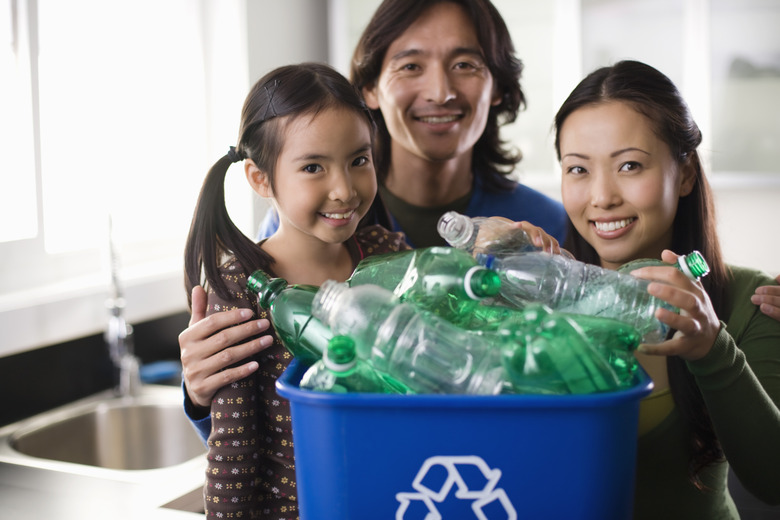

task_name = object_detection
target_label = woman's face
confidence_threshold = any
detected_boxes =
[362,2,500,167]
[559,101,695,270]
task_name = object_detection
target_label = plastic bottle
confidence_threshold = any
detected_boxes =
[246,270,331,365]
[299,335,408,394]
[497,305,621,394]
[311,280,508,395]
[347,247,502,328]
[562,313,642,386]
[346,249,417,290]
[437,211,539,256]
[393,247,502,325]
[617,251,710,281]
[479,250,709,343]
[435,298,641,387]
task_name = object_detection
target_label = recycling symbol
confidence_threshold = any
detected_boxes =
[395,455,517,520]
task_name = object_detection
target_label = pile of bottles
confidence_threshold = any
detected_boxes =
[247,211,709,397]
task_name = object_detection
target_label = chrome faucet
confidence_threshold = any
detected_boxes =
[105,215,141,397]
[105,296,140,397]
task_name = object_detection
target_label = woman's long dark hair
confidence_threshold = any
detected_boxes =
[184,63,375,306]
[350,0,525,192]
[554,60,729,487]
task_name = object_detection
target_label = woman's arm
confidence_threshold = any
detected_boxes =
[634,252,780,504]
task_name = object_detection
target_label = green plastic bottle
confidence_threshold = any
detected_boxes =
[393,247,502,325]
[347,247,502,329]
[497,305,621,394]
[312,281,626,395]
[440,299,641,387]
[299,335,409,394]
[346,249,417,290]
[246,270,331,365]
[312,280,508,395]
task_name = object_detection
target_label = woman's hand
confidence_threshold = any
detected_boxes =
[631,249,721,361]
[752,274,780,321]
[180,286,274,409]
[488,217,568,256]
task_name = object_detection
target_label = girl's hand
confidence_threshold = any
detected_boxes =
[630,249,721,361]
[488,217,568,256]
[179,286,274,409]
[751,274,780,321]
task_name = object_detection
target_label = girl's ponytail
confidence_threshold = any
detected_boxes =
[184,150,270,307]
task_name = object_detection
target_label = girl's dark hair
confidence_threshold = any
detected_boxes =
[554,59,729,487]
[350,0,525,192]
[184,63,375,305]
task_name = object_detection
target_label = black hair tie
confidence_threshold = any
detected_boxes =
[227,146,242,163]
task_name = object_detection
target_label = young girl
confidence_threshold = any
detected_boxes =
[554,60,780,518]
[183,63,410,519]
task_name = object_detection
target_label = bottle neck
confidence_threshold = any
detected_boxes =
[312,279,347,322]
[323,335,358,373]
[678,250,710,280]
[465,266,501,300]
[437,211,475,249]
[247,271,288,309]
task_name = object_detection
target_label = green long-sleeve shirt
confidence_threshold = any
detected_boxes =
[633,265,780,519]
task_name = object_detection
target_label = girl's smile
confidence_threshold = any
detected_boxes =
[257,106,377,247]
[318,208,358,227]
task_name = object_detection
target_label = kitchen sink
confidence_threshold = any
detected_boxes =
[0,385,206,476]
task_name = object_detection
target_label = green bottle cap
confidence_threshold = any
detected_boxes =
[464,266,501,300]
[323,335,357,372]
[246,270,288,309]
[678,250,710,280]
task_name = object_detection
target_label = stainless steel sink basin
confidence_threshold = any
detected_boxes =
[0,385,206,475]
[12,401,204,470]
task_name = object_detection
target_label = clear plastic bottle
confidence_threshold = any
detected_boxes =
[437,211,539,257]
[311,280,507,395]
[480,250,709,343]
[299,335,408,394]
[246,270,331,365]
[617,251,710,281]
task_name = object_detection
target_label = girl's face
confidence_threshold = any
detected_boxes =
[257,107,377,246]
[362,2,500,166]
[559,101,695,270]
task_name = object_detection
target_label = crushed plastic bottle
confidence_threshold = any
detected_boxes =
[300,335,409,394]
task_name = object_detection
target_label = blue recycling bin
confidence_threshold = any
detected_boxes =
[276,359,653,520]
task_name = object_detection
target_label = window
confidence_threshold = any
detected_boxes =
[0,0,37,243]
[0,0,250,355]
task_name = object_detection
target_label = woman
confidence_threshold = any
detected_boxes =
[554,59,780,519]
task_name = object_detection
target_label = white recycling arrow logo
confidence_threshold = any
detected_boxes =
[395,455,517,520]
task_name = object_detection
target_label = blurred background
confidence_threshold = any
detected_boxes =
[1,0,778,361]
